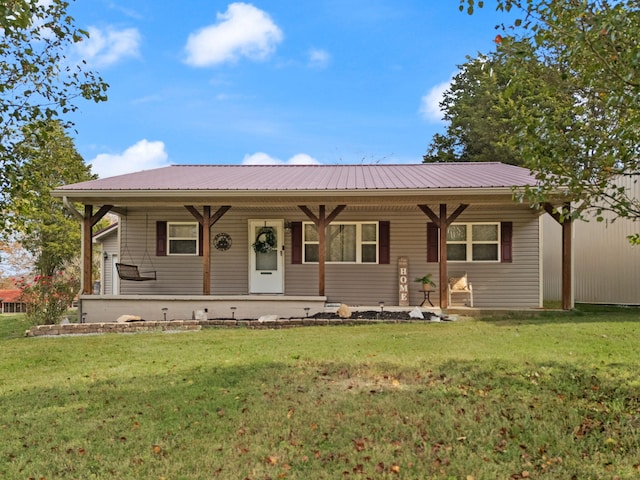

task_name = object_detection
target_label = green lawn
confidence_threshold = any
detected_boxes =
[1,306,639,479]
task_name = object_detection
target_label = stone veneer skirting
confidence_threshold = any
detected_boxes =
[24,318,425,337]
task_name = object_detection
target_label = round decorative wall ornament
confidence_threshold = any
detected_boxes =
[214,232,232,251]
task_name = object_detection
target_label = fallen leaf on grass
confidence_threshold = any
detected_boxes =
[152,445,162,454]
[266,455,279,465]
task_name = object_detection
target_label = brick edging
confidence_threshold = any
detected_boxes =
[24,318,422,337]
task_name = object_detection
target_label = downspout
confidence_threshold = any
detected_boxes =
[62,196,84,220]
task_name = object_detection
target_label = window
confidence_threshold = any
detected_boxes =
[303,222,378,263]
[168,222,199,255]
[447,223,500,262]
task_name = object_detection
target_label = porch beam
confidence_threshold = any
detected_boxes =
[418,205,441,226]
[91,204,113,227]
[185,205,232,295]
[298,204,346,296]
[543,202,574,310]
[418,203,468,309]
[447,204,469,225]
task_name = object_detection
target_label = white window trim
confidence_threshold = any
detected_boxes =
[303,221,379,264]
[447,222,501,262]
[167,221,199,256]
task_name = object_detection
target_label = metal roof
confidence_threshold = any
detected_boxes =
[56,163,536,192]
[0,290,23,303]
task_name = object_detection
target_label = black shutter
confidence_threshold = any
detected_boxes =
[426,222,439,262]
[291,222,302,264]
[501,221,513,263]
[156,221,167,256]
[378,221,390,264]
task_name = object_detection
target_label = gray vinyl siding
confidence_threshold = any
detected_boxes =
[100,231,119,295]
[118,205,541,308]
[543,178,640,305]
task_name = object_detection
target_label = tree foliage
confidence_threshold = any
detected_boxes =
[458,0,640,222]
[0,0,108,232]
[424,38,570,166]
[12,120,95,276]
[0,240,34,287]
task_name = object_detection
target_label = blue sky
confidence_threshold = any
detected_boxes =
[66,1,508,178]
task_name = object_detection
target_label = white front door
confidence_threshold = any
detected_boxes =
[249,219,284,294]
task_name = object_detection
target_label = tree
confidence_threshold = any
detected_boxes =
[424,38,569,166]
[0,0,108,232]
[12,120,96,276]
[0,240,34,288]
[459,0,640,223]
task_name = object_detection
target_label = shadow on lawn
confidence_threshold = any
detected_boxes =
[478,303,640,326]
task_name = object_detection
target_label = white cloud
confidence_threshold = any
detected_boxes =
[75,26,141,68]
[184,2,283,67]
[242,152,320,165]
[89,140,169,178]
[308,48,330,68]
[419,78,452,123]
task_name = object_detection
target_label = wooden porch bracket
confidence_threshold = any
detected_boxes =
[82,204,114,295]
[185,205,232,295]
[543,202,573,310]
[299,204,346,296]
[418,203,468,308]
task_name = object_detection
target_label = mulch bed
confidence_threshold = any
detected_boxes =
[310,310,441,321]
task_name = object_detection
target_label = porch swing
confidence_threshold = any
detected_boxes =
[116,213,157,281]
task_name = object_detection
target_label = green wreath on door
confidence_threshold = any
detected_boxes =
[252,227,277,253]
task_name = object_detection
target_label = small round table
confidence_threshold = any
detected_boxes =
[420,288,434,307]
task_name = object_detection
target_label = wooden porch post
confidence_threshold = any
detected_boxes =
[438,204,448,309]
[418,203,468,309]
[82,205,93,295]
[544,202,574,310]
[82,204,114,295]
[185,205,231,295]
[299,204,346,296]
[318,206,326,296]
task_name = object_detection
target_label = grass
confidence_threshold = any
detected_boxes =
[1,305,639,479]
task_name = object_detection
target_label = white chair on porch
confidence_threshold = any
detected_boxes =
[447,273,473,307]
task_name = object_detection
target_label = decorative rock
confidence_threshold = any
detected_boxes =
[409,307,424,319]
[258,314,278,323]
[116,314,142,323]
[336,304,352,319]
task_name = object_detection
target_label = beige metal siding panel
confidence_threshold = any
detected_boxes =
[542,215,562,301]
[574,209,640,304]
[543,177,640,305]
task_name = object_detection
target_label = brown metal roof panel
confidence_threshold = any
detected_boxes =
[56,163,536,192]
